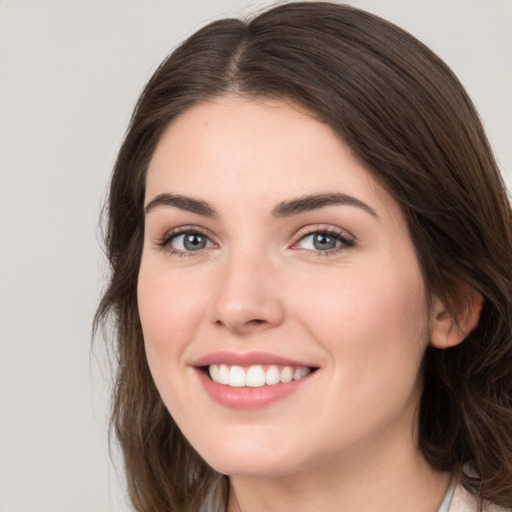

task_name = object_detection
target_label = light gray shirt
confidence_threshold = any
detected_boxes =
[440,480,510,512]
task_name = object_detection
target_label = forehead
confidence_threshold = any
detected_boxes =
[145,95,401,223]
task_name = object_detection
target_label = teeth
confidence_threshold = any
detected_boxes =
[246,365,266,387]
[208,364,312,387]
[294,368,310,380]
[265,365,280,385]
[229,366,246,387]
[280,366,293,383]
[209,364,220,382]
[218,364,229,385]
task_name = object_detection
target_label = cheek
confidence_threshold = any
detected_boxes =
[293,264,429,441]
[137,262,212,420]
[293,261,429,373]
[137,262,207,364]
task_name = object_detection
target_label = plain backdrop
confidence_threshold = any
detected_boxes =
[0,1,510,511]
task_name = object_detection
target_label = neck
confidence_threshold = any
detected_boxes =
[227,426,451,512]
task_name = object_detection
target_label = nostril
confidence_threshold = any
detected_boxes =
[214,317,267,332]
[248,319,266,326]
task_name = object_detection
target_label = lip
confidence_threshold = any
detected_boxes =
[192,351,318,410]
[193,350,317,368]
[195,368,315,409]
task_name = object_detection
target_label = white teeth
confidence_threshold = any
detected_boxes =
[218,364,229,385]
[280,366,293,383]
[265,365,280,385]
[246,365,266,387]
[228,365,246,387]
[209,364,220,382]
[208,364,312,387]
[294,367,310,380]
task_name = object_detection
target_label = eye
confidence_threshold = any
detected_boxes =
[293,228,354,253]
[158,228,215,254]
[172,232,212,251]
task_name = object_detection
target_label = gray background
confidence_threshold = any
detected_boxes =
[0,1,510,511]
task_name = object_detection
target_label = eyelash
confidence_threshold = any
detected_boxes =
[292,226,355,256]
[156,225,355,257]
[157,226,214,258]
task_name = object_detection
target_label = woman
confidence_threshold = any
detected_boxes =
[95,2,512,511]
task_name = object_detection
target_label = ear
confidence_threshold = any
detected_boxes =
[429,288,483,349]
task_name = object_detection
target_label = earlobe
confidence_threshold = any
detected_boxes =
[429,288,483,349]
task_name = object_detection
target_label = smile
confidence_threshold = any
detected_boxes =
[208,364,312,387]
[193,351,318,409]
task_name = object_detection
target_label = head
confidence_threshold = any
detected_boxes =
[95,2,512,511]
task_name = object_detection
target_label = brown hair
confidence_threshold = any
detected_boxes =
[94,2,512,510]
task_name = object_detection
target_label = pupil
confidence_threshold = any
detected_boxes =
[313,233,336,250]
[184,234,206,250]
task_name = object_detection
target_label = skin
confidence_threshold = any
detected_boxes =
[138,95,456,511]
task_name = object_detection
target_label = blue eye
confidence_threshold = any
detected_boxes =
[295,230,353,252]
[167,232,214,252]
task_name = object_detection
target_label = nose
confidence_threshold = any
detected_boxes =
[211,247,285,335]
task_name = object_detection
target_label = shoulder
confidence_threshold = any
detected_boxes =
[449,483,511,512]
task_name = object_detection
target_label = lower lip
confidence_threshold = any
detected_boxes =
[196,369,314,409]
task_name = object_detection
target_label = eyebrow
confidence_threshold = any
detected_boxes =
[271,193,378,218]
[144,193,218,217]
[144,191,378,219]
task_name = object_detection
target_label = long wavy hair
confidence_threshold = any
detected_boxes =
[94,2,512,510]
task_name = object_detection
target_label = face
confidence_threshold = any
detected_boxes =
[138,95,431,480]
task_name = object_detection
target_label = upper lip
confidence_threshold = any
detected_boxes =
[193,351,318,368]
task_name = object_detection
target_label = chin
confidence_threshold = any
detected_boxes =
[190,428,304,478]
[206,455,300,479]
